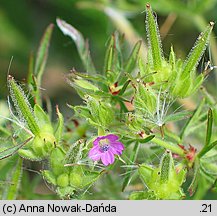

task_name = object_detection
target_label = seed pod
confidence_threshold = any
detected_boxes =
[182,22,214,78]
[146,3,163,70]
[8,76,40,135]
[171,22,214,98]
[160,150,173,183]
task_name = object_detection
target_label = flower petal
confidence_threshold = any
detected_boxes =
[110,147,123,155]
[101,151,115,166]
[105,134,119,141]
[93,137,102,146]
[111,141,124,151]
[88,146,101,161]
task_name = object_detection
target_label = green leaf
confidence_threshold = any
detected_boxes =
[54,106,64,143]
[119,80,131,95]
[27,52,34,85]
[34,24,54,105]
[104,35,115,76]
[125,40,142,73]
[200,162,217,180]
[146,3,163,70]
[73,106,92,120]
[198,140,217,158]
[164,110,192,123]
[131,135,155,144]
[35,24,54,79]
[205,108,213,147]
[56,18,96,74]
[188,158,200,196]
[2,157,23,200]
[0,137,33,160]
[181,22,214,77]
[103,33,122,83]
[119,40,142,84]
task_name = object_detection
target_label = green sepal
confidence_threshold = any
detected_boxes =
[42,170,57,185]
[34,104,53,133]
[18,148,43,161]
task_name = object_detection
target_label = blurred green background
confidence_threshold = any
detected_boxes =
[1,0,217,199]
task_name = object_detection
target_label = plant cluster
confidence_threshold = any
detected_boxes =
[0,4,217,200]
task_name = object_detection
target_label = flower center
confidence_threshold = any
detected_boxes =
[99,138,110,152]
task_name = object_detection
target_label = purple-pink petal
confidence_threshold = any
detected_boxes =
[105,134,119,141]
[88,146,101,161]
[101,151,115,166]
[111,141,124,150]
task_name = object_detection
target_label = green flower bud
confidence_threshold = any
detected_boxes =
[32,132,55,157]
[69,171,82,188]
[69,166,101,189]
[57,173,69,187]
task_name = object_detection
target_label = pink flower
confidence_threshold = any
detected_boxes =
[88,134,124,166]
